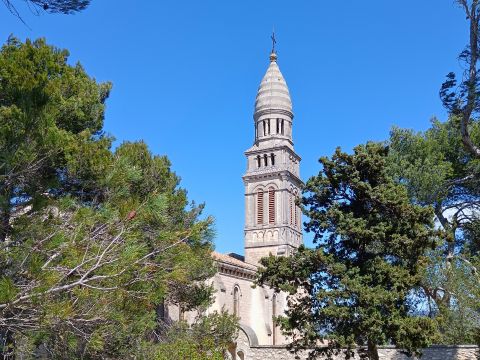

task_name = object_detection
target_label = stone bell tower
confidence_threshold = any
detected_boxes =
[243,47,303,266]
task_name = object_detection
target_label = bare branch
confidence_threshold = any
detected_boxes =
[0,222,193,315]
[457,0,471,18]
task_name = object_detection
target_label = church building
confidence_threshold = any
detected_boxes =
[166,44,480,360]
[169,46,303,358]
[212,45,303,343]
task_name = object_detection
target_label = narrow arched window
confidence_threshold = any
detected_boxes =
[268,119,271,134]
[281,119,284,135]
[268,187,275,224]
[233,286,240,317]
[290,192,294,225]
[257,190,264,224]
[263,120,266,136]
[276,118,280,134]
[271,153,275,166]
[294,191,299,227]
[272,294,277,345]
[257,155,261,168]
[264,154,268,166]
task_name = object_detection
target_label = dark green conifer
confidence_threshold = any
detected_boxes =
[258,143,438,360]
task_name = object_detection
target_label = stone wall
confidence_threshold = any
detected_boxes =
[234,328,479,360]
[379,346,479,360]
[208,271,288,345]
[239,345,480,360]
[239,345,479,360]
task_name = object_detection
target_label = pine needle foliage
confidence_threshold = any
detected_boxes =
[0,37,235,359]
[389,118,480,344]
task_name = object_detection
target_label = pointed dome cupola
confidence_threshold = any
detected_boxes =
[254,51,294,141]
[254,52,293,120]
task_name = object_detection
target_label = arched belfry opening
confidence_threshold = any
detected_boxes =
[257,189,264,225]
[268,187,275,225]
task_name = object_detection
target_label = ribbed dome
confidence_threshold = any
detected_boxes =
[254,52,293,120]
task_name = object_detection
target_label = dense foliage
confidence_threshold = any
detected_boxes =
[0,36,112,243]
[155,310,238,360]
[0,37,236,359]
[258,143,439,360]
[389,118,480,343]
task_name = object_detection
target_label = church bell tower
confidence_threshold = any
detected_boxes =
[243,46,303,266]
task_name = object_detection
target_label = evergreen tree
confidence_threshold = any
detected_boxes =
[257,143,438,360]
[389,119,480,344]
[389,0,480,344]
[0,36,112,243]
[0,37,236,359]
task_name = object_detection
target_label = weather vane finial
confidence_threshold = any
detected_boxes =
[271,28,277,54]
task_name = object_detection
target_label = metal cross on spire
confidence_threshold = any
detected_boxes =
[271,29,276,54]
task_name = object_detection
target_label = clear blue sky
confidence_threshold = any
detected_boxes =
[1,0,467,254]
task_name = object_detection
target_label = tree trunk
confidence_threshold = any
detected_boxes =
[367,340,379,360]
[433,204,455,307]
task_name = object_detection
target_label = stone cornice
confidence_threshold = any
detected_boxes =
[244,144,301,162]
[244,223,303,235]
[244,241,300,249]
[242,169,303,187]
[254,108,294,121]
[216,261,257,281]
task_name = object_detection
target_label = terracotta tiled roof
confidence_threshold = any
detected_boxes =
[212,251,257,271]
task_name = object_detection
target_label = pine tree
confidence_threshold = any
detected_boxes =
[0,38,235,359]
[389,119,480,344]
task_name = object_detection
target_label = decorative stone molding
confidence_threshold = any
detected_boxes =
[216,262,256,281]
[254,108,294,121]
